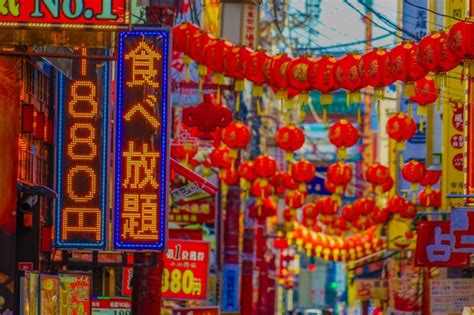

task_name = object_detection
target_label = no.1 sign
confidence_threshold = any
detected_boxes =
[162,240,210,300]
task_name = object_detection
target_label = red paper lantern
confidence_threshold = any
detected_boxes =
[400,201,418,219]
[245,50,271,86]
[334,53,364,103]
[221,121,251,150]
[361,48,395,98]
[254,155,277,178]
[209,145,232,169]
[419,30,459,74]
[283,207,295,223]
[365,163,390,186]
[283,172,299,190]
[269,54,292,97]
[379,176,394,193]
[308,55,339,105]
[418,189,441,208]
[324,179,338,194]
[188,30,215,76]
[238,161,257,182]
[316,197,338,215]
[302,204,319,228]
[342,205,359,222]
[448,20,474,61]
[328,119,359,159]
[327,162,353,194]
[401,160,426,187]
[270,172,287,195]
[389,41,427,96]
[284,190,306,209]
[410,76,439,119]
[332,217,348,231]
[353,198,375,216]
[386,112,417,150]
[170,140,198,162]
[219,168,240,186]
[290,159,315,188]
[386,195,407,214]
[286,56,314,92]
[419,169,441,187]
[251,179,272,199]
[275,125,306,157]
[172,22,200,53]
[224,46,251,80]
[203,39,234,82]
[372,207,391,224]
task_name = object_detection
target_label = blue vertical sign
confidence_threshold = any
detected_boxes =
[221,264,240,312]
[400,0,428,192]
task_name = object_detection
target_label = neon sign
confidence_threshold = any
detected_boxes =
[0,0,128,29]
[56,48,108,249]
[114,30,171,250]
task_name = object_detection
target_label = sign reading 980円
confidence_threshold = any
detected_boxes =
[56,48,109,249]
[114,30,171,250]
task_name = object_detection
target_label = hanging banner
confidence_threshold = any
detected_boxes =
[172,306,220,315]
[114,30,171,251]
[451,208,474,253]
[387,257,422,314]
[442,0,466,210]
[431,279,474,315]
[56,48,108,249]
[170,199,216,224]
[414,221,470,267]
[0,0,128,29]
[162,239,210,300]
[59,273,92,315]
[221,264,240,312]
[40,274,60,315]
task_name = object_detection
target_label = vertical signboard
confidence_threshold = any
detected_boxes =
[56,48,108,249]
[59,273,91,315]
[443,0,466,210]
[114,30,171,250]
[162,240,210,300]
[40,274,60,315]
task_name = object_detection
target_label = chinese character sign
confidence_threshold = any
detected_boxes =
[115,30,171,250]
[162,240,210,300]
[59,273,91,315]
[56,48,108,249]
[451,208,474,253]
[414,221,470,267]
[40,275,59,315]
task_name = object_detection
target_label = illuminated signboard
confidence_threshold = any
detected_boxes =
[114,30,171,250]
[0,0,128,29]
[56,48,108,249]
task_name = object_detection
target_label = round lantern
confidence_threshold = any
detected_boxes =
[283,207,296,226]
[224,46,251,110]
[419,30,460,75]
[316,197,339,223]
[209,145,232,170]
[173,22,200,53]
[251,179,272,200]
[275,125,306,160]
[302,204,319,228]
[365,163,390,194]
[284,190,306,209]
[342,205,359,223]
[386,195,407,214]
[254,154,277,180]
[269,54,292,99]
[401,160,426,191]
[324,179,339,194]
[188,30,216,79]
[379,176,394,194]
[328,119,360,160]
[372,207,391,224]
[400,201,418,219]
[361,48,395,99]
[283,172,299,190]
[353,198,375,217]
[334,52,364,104]
[218,168,240,186]
[270,171,287,195]
[386,112,417,150]
[418,189,441,209]
[170,139,198,164]
[410,76,438,130]
[286,56,314,104]
[389,41,427,97]
[238,161,256,191]
[290,159,315,191]
[245,50,272,96]
[203,38,234,101]
[419,169,441,193]
[327,162,353,195]
[448,20,474,61]
[308,55,339,105]
[332,217,349,232]
[221,121,251,158]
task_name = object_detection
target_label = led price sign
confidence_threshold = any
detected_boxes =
[56,48,108,249]
[162,240,210,301]
[0,0,128,29]
[114,30,171,250]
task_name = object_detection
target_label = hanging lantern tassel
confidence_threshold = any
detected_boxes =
[337,147,347,160]
[399,153,404,169]
[407,101,413,118]
[253,84,264,116]
[215,73,225,104]
[437,88,442,112]
[404,82,415,98]
[197,64,208,93]
[183,55,192,82]
[376,100,381,124]
[418,105,428,132]
[234,79,245,112]
[357,104,362,124]
[323,105,328,124]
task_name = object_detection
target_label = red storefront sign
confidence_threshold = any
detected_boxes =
[59,273,92,315]
[170,200,216,224]
[172,306,220,315]
[121,267,133,296]
[451,208,474,253]
[414,221,470,267]
[92,298,131,312]
[0,0,127,27]
[162,240,210,300]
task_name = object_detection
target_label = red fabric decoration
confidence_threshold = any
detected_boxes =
[316,197,338,215]
[254,155,277,178]
[224,46,251,81]
[221,121,251,149]
[182,94,233,137]
[419,30,459,74]
[203,38,233,76]
[282,172,299,190]
[324,179,338,194]
[188,30,215,65]
[283,207,295,223]
[379,176,394,193]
